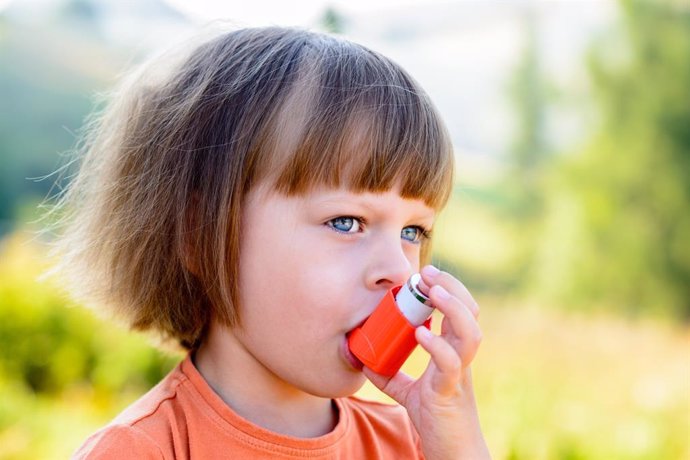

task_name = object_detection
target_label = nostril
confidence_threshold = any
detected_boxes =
[375,278,397,288]
[375,272,413,290]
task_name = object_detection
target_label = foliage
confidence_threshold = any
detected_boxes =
[0,233,180,458]
[1,1,689,457]
[0,18,119,236]
[2,229,688,459]
[320,6,346,34]
[512,0,690,319]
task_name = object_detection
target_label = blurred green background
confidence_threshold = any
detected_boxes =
[0,0,688,458]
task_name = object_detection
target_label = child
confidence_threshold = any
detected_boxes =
[54,26,490,459]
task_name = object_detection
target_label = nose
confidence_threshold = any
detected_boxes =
[364,234,414,291]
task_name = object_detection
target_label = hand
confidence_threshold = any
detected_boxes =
[363,265,490,460]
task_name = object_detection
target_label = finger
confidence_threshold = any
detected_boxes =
[421,265,480,319]
[428,285,482,366]
[415,326,463,396]
[362,367,415,406]
[420,265,480,319]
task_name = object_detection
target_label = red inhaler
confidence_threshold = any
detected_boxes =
[348,274,434,377]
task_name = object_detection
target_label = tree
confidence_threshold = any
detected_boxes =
[320,6,346,34]
[537,0,690,318]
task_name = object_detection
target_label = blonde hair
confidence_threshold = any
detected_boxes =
[49,27,454,350]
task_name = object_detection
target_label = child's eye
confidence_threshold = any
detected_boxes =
[327,216,363,234]
[401,226,431,243]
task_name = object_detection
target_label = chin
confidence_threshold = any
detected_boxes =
[306,372,367,399]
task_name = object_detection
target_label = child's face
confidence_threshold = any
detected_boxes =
[234,183,436,397]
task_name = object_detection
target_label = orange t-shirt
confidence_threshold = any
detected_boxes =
[73,355,423,459]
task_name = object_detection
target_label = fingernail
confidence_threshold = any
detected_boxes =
[417,326,433,341]
[432,285,450,300]
[422,265,440,278]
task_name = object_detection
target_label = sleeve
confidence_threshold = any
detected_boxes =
[72,424,164,460]
[410,417,425,459]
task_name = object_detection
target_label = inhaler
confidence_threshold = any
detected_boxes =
[348,274,434,376]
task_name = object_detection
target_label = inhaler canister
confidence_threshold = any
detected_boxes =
[347,274,434,376]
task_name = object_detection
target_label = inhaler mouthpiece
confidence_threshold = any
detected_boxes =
[347,274,435,376]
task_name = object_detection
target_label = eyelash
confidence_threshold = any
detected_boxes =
[325,216,432,243]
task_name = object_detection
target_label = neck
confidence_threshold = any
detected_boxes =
[193,320,338,438]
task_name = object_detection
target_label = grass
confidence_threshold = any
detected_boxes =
[1,226,688,459]
[6,297,686,459]
[358,299,690,459]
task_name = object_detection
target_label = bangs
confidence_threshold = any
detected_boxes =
[256,41,454,211]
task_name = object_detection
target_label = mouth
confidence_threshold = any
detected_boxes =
[342,333,364,371]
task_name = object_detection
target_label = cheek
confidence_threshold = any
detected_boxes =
[237,235,340,330]
[238,218,367,334]
[406,244,423,272]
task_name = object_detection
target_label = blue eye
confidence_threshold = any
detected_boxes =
[401,226,429,243]
[327,216,362,234]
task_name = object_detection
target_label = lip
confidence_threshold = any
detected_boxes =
[341,335,364,371]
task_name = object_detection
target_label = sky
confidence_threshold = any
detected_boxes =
[1,0,456,23]
[161,0,458,26]
[1,0,617,182]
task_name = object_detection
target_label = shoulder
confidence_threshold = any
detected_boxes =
[72,362,188,460]
[72,424,164,460]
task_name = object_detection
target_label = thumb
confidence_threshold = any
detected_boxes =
[362,367,414,406]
